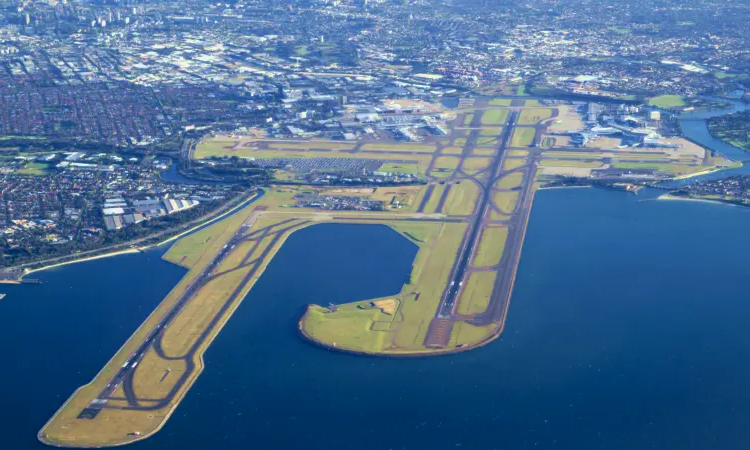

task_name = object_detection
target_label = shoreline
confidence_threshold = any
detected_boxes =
[13,191,261,280]
[657,193,743,207]
[672,167,723,180]
[537,185,592,191]
[23,248,143,277]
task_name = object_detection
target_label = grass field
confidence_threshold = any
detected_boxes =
[360,143,437,153]
[510,127,536,147]
[648,95,686,108]
[455,272,496,316]
[300,221,468,354]
[433,156,461,173]
[379,162,421,174]
[507,150,529,158]
[518,108,553,125]
[502,158,526,171]
[40,199,272,447]
[493,191,519,213]
[449,321,499,347]
[462,114,474,126]
[461,157,494,173]
[539,159,603,168]
[489,99,512,106]
[472,226,507,267]
[472,147,497,156]
[441,146,465,155]
[16,162,50,175]
[481,109,509,126]
[480,127,504,136]
[496,172,523,189]
[444,182,480,215]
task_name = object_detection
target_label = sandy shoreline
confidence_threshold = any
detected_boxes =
[14,191,260,280]
[657,193,741,207]
[537,185,592,191]
[23,248,143,277]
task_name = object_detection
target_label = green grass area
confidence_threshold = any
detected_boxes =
[300,221,469,354]
[360,143,437,153]
[443,182,480,215]
[518,108,553,125]
[707,112,750,150]
[539,159,603,168]
[294,45,309,56]
[496,172,523,189]
[480,127,503,136]
[15,162,50,176]
[472,226,507,267]
[502,158,526,171]
[647,95,686,108]
[489,99,512,106]
[493,191,518,213]
[477,136,498,146]
[433,156,460,173]
[461,157,494,174]
[378,162,421,174]
[302,301,392,353]
[441,146,464,155]
[609,26,632,35]
[481,109,509,125]
[510,127,536,147]
[450,321,498,347]
[472,147,496,156]
[507,150,528,158]
[462,114,474,126]
[453,138,468,147]
[456,272,496,316]
[541,151,606,159]
[41,199,268,447]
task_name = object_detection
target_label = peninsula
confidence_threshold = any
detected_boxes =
[38,97,730,447]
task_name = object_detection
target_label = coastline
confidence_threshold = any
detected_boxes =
[537,185,592,191]
[23,248,142,277]
[672,167,723,180]
[657,193,742,207]
[12,191,261,280]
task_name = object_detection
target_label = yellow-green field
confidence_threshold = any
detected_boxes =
[518,108,553,125]
[489,98,512,106]
[443,182,480,215]
[510,127,536,147]
[493,191,519,213]
[481,109,510,125]
[455,272,496,316]
[496,172,523,189]
[472,226,508,267]
[301,221,468,354]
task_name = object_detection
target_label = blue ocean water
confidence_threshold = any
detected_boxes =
[4,192,750,449]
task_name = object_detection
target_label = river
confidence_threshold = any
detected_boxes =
[5,189,750,449]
